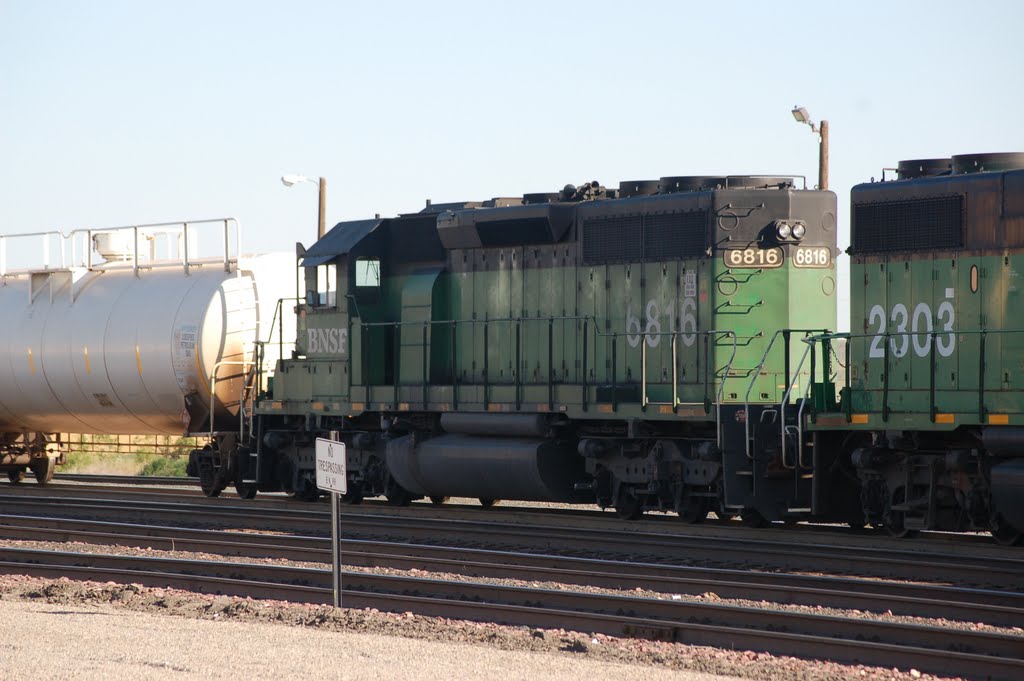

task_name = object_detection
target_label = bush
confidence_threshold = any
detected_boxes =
[139,456,188,477]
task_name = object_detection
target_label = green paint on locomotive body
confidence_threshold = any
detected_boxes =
[810,165,1024,431]
[260,183,838,422]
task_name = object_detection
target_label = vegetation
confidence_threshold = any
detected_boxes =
[59,434,195,477]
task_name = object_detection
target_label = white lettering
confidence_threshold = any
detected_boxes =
[626,298,699,349]
[306,327,349,356]
[867,299,956,359]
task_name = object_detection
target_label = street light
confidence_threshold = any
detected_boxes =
[791,106,829,191]
[281,174,327,240]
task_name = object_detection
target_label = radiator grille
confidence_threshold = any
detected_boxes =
[583,211,706,264]
[643,212,707,260]
[851,195,963,254]
[582,215,642,263]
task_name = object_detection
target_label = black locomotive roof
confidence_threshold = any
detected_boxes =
[300,218,384,266]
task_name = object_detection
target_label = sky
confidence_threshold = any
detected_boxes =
[2,1,1023,325]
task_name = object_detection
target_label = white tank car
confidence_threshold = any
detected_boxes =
[0,220,295,481]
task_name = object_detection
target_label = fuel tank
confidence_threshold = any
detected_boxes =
[0,249,293,436]
[385,434,584,502]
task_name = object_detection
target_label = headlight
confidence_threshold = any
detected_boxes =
[792,223,806,239]
[776,222,792,239]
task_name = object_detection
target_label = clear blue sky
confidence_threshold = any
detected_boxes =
[2,1,1023,323]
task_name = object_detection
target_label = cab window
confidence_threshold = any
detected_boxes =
[355,258,380,288]
[317,263,337,306]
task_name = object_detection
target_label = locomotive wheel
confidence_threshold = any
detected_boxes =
[30,457,55,485]
[614,491,644,520]
[676,495,708,524]
[7,469,25,484]
[200,476,223,498]
[884,488,919,539]
[990,515,1024,546]
[429,496,449,506]
[740,509,769,528]
[234,481,258,500]
[386,491,412,506]
[478,498,500,509]
[291,484,320,502]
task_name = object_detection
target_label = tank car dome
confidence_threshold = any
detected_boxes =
[658,176,725,193]
[617,180,660,197]
[952,152,1024,174]
[896,158,951,179]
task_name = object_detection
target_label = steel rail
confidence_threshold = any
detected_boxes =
[55,474,198,487]
[2,515,1022,627]
[0,548,1021,681]
[0,494,1019,589]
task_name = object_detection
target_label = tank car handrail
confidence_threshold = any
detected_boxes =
[0,218,241,276]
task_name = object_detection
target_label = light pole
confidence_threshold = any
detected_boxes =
[281,174,327,240]
[791,106,829,191]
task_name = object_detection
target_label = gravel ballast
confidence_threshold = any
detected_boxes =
[0,575,957,681]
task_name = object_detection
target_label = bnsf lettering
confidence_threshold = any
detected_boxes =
[307,327,348,355]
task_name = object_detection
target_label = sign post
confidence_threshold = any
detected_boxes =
[315,438,347,608]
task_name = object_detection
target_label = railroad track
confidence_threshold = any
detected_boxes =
[0,493,1020,588]
[45,475,1006,548]
[1,514,1021,627]
[0,545,1021,681]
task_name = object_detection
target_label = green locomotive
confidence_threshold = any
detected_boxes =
[192,173,841,524]
[806,152,1024,543]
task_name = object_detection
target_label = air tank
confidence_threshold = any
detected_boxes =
[0,222,293,436]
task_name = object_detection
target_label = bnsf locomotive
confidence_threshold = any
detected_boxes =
[207,173,841,528]
[185,154,1024,544]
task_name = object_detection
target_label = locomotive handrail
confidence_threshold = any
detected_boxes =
[802,327,1024,424]
[264,297,302,366]
[741,328,830,461]
[207,359,255,441]
[0,218,241,277]
[779,340,817,471]
[636,328,739,415]
[351,314,738,416]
